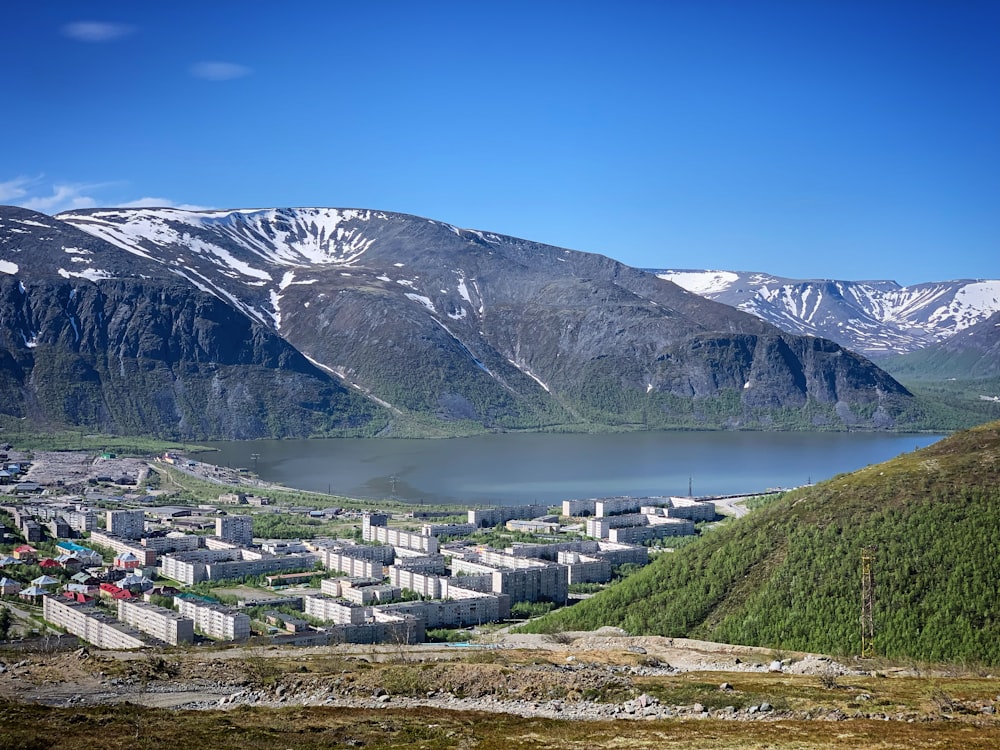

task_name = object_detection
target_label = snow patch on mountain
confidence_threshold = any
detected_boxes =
[0,260,18,275]
[405,293,435,312]
[57,267,112,282]
[507,358,551,392]
[656,269,1000,356]
[59,207,384,270]
[659,270,738,294]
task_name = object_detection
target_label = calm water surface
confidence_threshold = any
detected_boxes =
[199,431,944,506]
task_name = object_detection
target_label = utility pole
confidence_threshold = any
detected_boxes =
[861,546,876,659]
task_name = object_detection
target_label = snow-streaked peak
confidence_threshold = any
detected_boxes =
[653,268,1000,356]
[59,207,387,272]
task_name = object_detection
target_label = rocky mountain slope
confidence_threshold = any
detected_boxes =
[880,310,1000,380]
[533,421,1000,665]
[0,205,914,438]
[656,269,1000,359]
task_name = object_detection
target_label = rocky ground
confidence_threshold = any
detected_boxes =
[3,630,997,726]
[21,451,151,488]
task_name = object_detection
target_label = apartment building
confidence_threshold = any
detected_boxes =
[141,533,201,554]
[43,595,147,650]
[303,595,369,625]
[421,522,476,537]
[361,514,439,553]
[175,597,251,641]
[318,549,385,579]
[216,515,253,546]
[608,518,693,544]
[467,503,548,529]
[557,550,612,584]
[451,551,569,604]
[89,531,157,566]
[379,585,510,628]
[107,509,145,540]
[117,599,194,645]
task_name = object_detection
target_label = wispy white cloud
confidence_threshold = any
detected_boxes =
[117,197,210,211]
[190,61,252,81]
[0,176,35,203]
[62,21,136,43]
[1,175,206,215]
[1,177,102,213]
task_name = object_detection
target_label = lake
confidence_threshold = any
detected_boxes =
[199,431,945,506]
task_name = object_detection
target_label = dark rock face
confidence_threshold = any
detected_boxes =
[0,205,913,438]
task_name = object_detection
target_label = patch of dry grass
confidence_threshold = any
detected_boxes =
[3,702,1000,750]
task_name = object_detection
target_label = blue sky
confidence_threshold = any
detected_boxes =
[2,1,997,285]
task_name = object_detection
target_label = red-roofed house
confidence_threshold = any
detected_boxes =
[39,558,61,571]
[12,544,37,562]
[114,551,142,571]
[99,582,134,600]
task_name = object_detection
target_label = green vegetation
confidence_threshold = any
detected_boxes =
[0,421,211,454]
[527,421,1000,665]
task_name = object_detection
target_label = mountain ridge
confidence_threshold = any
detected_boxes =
[656,268,1000,358]
[1,205,915,438]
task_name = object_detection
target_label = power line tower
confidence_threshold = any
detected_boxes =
[860,546,877,659]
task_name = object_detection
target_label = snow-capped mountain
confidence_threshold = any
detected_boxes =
[0,205,915,439]
[655,270,1000,358]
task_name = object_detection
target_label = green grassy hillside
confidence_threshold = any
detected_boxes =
[529,421,1000,665]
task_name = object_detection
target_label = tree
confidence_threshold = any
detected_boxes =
[0,606,12,640]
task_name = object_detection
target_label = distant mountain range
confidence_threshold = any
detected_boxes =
[655,269,1000,360]
[0,205,915,439]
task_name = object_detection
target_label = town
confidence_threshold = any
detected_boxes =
[0,447,744,651]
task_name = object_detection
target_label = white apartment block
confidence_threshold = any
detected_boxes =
[141,533,201,554]
[421,522,477,537]
[361,514,439,553]
[304,595,369,625]
[451,551,569,604]
[89,531,157,566]
[117,599,194,645]
[467,503,548,528]
[175,597,251,641]
[160,548,319,585]
[665,497,717,521]
[261,539,309,555]
[596,541,649,567]
[557,550,612,584]
[315,540,396,564]
[561,498,599,517]
[379,586,510,628]
[65,510,97,533]
[594,497,643,517]
[507,540,600,560]
[609,517,693,544]
[392,551,447,573]
[106,509,146,540]
[585,513,648,539]
[319,550,386,579]
[216,515,253,546]
[43,596,147,650]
